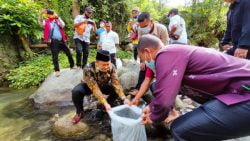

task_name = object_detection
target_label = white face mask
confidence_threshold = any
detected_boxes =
[140,26,151,34]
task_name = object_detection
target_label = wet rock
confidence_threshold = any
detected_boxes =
[88,134,111,141]
[29,68,82,109]
[52,112,91,139]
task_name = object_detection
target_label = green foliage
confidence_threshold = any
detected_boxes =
[0,0,42,40]
[86,0,130,41]
[117,50,132,59]
[182,0,228,47]
[128,0,169,21]
[6,53,71,89]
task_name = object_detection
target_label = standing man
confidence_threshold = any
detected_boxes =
[98,21,119,67]
[137,12,169,45]
[168,8,188,44]
[130,12,169,95]
[139,34,250,141]
[71,50,130,124]
[127,7,140,61]
[39,9,74,77]
[221,0,250,59]
[74,6,97,68]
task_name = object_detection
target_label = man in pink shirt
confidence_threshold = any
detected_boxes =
[139,34,250,141]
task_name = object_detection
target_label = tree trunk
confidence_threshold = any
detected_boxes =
[72,0,80,18]
[18,34,33,54]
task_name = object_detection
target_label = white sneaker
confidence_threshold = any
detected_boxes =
[55,71,60,77]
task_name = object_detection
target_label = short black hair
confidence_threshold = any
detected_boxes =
[169,8,179,15]
[137,12,150,23]
[105,21,112,26]
[46,9,54,15]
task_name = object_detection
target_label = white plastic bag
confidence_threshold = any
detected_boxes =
[108,105,147,141]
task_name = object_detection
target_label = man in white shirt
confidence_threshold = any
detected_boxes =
[99,21,119,66]
[73,6,97,68]
[168,8,188,44]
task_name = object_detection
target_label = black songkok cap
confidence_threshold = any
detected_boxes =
[96,50,110,62]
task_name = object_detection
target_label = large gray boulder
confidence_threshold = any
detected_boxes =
[30,59,141,109]
[29,68,82,109]
[118,59,140,91]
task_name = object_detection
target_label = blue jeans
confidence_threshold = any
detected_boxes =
[170,99,250,141]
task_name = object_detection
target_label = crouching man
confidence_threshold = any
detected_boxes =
[71,50,130,124]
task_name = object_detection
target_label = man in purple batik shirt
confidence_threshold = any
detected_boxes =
[139,34,250,141]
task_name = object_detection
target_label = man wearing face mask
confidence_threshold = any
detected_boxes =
[71,50,130,124]
[74,6,97,68]
[221,0,250,59]
[129,12,169,100]
[139,35,250,141]
[137,12,169,44]
[39,9,75,77]
[127,7,140,61]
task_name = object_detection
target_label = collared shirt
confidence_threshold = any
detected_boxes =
[83,62,125,104]
[222,0,250,49]
[168,15,188,44]
[150,45,250,122]
[138,22,169,45]
[50,21,62,40]
[100,30,119,54]
[73,15,94,43]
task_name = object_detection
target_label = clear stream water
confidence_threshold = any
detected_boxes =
[0,88,80,141]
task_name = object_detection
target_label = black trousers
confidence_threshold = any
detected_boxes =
[75,39,89,68]
[110,53,116,67]
[133,44,138,61]
[135,70,146,89]
[72,83,118,114]
[50,39,74,71]
[171,99,250,141]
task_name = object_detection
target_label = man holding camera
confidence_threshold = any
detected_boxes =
[168,8,188,45]
[74,6,97,68]
[39,9,74,77]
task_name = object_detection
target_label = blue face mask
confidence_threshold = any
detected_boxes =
[145,53,156,73]
[140,26,151,34]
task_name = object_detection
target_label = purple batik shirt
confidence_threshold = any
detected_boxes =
[150,45,250,122]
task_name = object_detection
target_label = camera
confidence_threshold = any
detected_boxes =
[87,20,94,24]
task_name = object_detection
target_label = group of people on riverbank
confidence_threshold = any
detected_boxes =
[39,0,250,140]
